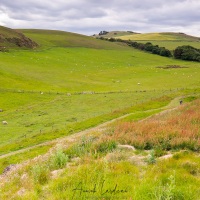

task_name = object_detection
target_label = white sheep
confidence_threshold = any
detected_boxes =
[2,121,8,125]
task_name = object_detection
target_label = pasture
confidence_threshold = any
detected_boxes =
[0,34,200,155]
[0,28,200,200]
[118,32,200,41]
[0,47,200,92]
[118,32,200,49]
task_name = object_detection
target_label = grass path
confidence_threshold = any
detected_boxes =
[0,96,182,160]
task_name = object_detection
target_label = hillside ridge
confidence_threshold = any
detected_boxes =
[0,25,38,50]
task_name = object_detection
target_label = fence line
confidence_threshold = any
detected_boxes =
[0,87,191,96]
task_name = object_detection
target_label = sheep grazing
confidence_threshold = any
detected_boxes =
[137,83,141,85]
[0,109,3,112]
[2,121,8,125]
[67,93,71,96]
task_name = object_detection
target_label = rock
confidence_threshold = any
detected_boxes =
[117,144,136,151]
[3,164,16,174]
[129,155,146,166]
[51,169,64,179]
[158,154,173,160]
[20,173,29,183]
[71,157,81,163]
[17,188,26,196]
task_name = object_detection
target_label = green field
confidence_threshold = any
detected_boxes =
[20,29,127,50]
[118,32,200,41]
[1,47,200,92]
[0,28,200,155]
[0,27,200,200]
[117,32,200,50]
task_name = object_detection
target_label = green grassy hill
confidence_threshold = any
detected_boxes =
[20,29,128,50]
[0,26,38,50]
[118,32,200,50]
[118,32,200,41]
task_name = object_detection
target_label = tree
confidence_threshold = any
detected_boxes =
[174,45,200,61]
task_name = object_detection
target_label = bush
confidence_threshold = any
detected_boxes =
[65,136,95,157]
[174,45,200,61]
[146,150,156,164]
[93,140,117,155]
[159,47,172,57]
[32,164,50,184]
[49,146,69,170]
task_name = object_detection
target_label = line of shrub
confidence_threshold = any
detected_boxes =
[98,37,172,57]
[98,37,200,62]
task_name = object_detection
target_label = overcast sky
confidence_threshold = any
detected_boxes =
[0,0,200,36]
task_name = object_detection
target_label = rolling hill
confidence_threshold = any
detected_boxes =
[0,26,38,50]
[117,32,200,50]
[19,29,129,50]
[117,32,200,41]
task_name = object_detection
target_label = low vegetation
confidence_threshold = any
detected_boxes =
[0,98,200,200]
[111,99,200,151]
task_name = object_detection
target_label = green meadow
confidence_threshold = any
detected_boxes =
[1,47,200,92]
[117,32,200,50]
[0,29,200,155]
[118,32,200,41]
[0,27,200,200]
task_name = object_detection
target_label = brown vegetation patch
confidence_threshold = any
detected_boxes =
[156,65,188,69]
[105,99,200,151]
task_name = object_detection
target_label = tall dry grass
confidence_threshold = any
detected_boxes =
[111,100,200,151]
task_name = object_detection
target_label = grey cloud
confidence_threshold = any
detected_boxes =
[0,0,199,36]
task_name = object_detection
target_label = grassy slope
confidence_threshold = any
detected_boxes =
[0,26,37,49]
[118,32,200,41]
[19,29,128,49]
[1,98,200,200]
[0,26,22,48]
[0,26,22,38]
[118,32,200,50]
[0,29,200,156]
[1,47,200,92]
[0,28,199,160]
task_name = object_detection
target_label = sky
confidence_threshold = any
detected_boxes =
[0,0,200,36]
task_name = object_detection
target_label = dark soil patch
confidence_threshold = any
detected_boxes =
[156,65,188,69]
